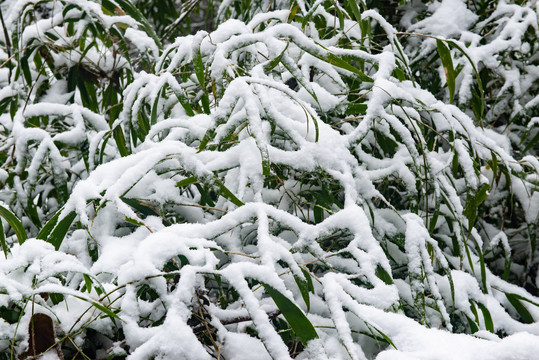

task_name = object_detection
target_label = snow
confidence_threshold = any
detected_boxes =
[0,0,538,359]
[409,0,479,38]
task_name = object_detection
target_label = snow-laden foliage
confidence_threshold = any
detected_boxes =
[0,0,538,358]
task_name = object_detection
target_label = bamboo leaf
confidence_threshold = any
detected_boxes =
[74,295,120,320]
[83,274,93,293]
[505,293,534,324]
[0,219,8,258]
[176,175,244,207]
[326,53,373,82]
[375,265,394,285]
[263,42,289,73]
[176,176,198,188]
[193,43,210,114]
[102,0,162,49]
[294,268,313,312]
[446,40,485,126]
[113,126,129,157]
[37,208,77,250]
[436,40,455,104]
[345,0,362,24]
[0,204,27,245]
[262,283,318,345]
[477,303,494,332]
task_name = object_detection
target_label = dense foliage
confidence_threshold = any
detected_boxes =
[0,0,537,358]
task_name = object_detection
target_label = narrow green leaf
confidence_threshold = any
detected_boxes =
[469,300,479,323]
[505,293,534,324]
[74,295,120,319]
[287,5,298,23]
[326,53,373,82]
[37,208,77,250]
[113,126,129,157]
[447,40,485,126]
[26,198,42,229]
[262,283,318,344]
[466,315,479,333]
[151,95,160,127]
[345,0,362,24]
[345,103,367,115]
[301,1,323,29]
[49,293,64,305]
[0,219,8,258]
[436,40,455,104]
[121,198,159,217]
[522,130,539,153]
[490,151,498,181]
[175,175,244,207]
[49,211,77,250]
[463,183,490,229]
[477,303,494,332]
[263,42,289,73]
[176,176,198,188]
[102,0,162,49]
[294,268,313,312]
[36,208,61,240]
[375,265,394,285]
[173,90,195,117]
[259,145,271,176]
[83,274,93,293]
[370,324,397,350]
[214,179,245,207]
[125,217,145,227]
[193,44,210,114]
[20,56,32,86]
[0,204,27,245]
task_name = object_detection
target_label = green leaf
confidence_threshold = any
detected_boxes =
[466,315,479,333]
[0,219,8,258]
[121,198,159,217]
[37,208,77,250]
[463,183,490,229]
[83,274,93,293]
[446,40,485,126]
[20,55,32,86]
[375,265,394,285]
[113,126,129,157]
[125,217,145,227]
[505,293,534,324]
[0,204,27,245]
[173,89,195,116]
[102,0,162,49]
[176,176,198,188]
[259,144,271,176]
[345,0,362,24]
[345,103,367,115]
[74,295,120,320]
[326,53,373,82]
[49,293,64,305]
[522,130,539,153]
[477,303,494,332]
[193,44,210,114]
[369,323,397,350]
[436,40,455,104]
[294,268,313,312]
[176,175,244,207]
[150,92,160,127]
[263,42,289,73]
[262,283,318,345]
[490,151,498,181]
[214,179,245,207]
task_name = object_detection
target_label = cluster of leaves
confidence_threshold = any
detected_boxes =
[0,0,537,359]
